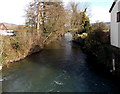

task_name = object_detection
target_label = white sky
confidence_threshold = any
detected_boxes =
[0,0,114,25]
[90,6,110,23]
[0,0,31,25]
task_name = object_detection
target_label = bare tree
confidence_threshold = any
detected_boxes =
[25,0,67,44]
[66,2,91,32]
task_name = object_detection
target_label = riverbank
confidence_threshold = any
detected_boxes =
[71,41,120,89]
[72,28,120,79]
[1,30,64,68]
[3,39,120,93]
[1,31,41,67]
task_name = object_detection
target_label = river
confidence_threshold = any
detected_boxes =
[2,36,120,93]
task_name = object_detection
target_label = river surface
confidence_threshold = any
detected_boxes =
[2,37,120,93]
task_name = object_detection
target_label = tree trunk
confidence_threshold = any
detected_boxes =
[37,2,41,40]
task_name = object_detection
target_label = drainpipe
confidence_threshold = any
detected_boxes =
[112,53,116,71]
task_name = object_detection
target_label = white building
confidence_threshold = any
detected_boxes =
[0,23,15,36]
[109,0,120,48]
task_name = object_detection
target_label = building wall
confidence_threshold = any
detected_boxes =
[118,1,120,47]
[111,1,119,47]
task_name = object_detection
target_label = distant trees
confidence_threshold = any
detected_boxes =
[68,2,91,33]
[25,1,91,34]
[42,2,67,33]
[92,22,109,32]
[70,2,82,29]
[25,1,38,29]
[25,0,67,42]
[25,1,94,46]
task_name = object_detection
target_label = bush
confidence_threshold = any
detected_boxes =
[11,42,20,50]
[92,22,109,32]
[84,31,110,48]
[83,30,111,65]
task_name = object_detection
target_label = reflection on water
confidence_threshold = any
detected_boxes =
[64,32,73,57]
[64,32,72,41]
[2,37,120,93]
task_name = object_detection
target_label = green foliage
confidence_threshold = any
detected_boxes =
[84,21,91,31]
[79,9,91,33]
[83,22,110,52]
[83,30,111,65]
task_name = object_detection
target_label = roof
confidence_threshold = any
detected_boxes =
[0,23,8,30]
[109,0,119,13]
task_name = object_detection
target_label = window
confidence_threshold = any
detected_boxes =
[117,12,120,22]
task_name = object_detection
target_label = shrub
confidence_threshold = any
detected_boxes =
[92,22,109,32]
[83,30,111,66]
[11,42,20,50]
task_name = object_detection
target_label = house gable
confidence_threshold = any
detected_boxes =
[110,0,120,48]
[109,0,120,13]
[109,1,116,13]
[0,23,8,30]
[118,1,120,11]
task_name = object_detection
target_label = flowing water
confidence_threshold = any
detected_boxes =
[2,35,120,93]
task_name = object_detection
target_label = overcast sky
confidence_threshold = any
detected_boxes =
[0,0,114,25]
